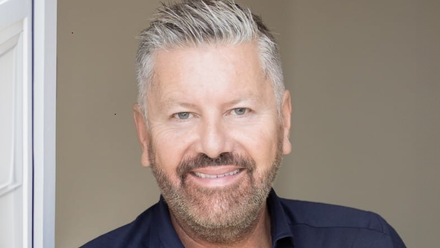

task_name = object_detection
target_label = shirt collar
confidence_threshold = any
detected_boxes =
[153,189,295,248]
[153,196,186,248]
[267,189,295,247]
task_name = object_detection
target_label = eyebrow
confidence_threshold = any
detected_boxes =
[159,91,261,110]
[224,98,256,106]
[160,99,198,111]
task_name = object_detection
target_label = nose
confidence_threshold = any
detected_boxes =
[197,118,231,158]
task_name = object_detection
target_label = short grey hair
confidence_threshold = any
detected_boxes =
[136,0,285,118]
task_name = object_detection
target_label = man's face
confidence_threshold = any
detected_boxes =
[134,42,291,242]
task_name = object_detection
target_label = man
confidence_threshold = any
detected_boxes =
[82,0,406,247]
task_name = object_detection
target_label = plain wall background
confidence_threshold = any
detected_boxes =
[56,0,440,247]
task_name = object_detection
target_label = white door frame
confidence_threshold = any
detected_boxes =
[33,0,57,247]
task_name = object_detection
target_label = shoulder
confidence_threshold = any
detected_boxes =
[279,198,406,247]
[280,198,387,232]
[79,203,158,248]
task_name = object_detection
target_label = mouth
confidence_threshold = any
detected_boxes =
[193,169,241,179]
[187,166,246,187]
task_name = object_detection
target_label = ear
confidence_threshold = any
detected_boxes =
[281,90,292,155]
[133,104,151,167]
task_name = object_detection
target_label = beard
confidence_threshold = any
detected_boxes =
[148,128,284,244]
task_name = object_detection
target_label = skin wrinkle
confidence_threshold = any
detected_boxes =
[151,43,271,110]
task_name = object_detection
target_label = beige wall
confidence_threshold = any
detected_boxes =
[57,0,440,247]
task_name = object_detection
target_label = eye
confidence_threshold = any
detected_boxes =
[173,112,192,120]
[232,108,249,116]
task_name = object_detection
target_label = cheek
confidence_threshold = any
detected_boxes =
[150,124,196,175]
[231,121,279,167]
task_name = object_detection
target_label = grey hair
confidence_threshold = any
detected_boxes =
[136,0,285,118]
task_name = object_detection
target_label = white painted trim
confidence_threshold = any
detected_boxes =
[23,14,33,248]
[33,0,57,247]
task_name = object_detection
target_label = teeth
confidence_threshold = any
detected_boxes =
[194,169,241,179]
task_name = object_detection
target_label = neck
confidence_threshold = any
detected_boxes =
[170,203,272,248]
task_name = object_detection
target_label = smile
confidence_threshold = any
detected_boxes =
[193,169,241,179]
[188,166,246,187]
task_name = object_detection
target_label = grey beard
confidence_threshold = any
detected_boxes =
[148,127,284,244]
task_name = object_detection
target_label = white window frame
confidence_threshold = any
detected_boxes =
[33,0,57,247]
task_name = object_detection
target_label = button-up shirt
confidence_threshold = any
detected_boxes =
[81,189,406,247]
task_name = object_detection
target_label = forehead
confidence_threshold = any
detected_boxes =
[150,42,270,100]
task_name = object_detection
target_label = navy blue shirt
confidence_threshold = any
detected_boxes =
[81,190,406,247]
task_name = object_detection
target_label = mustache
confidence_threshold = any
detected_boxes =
[177,152,256,180]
